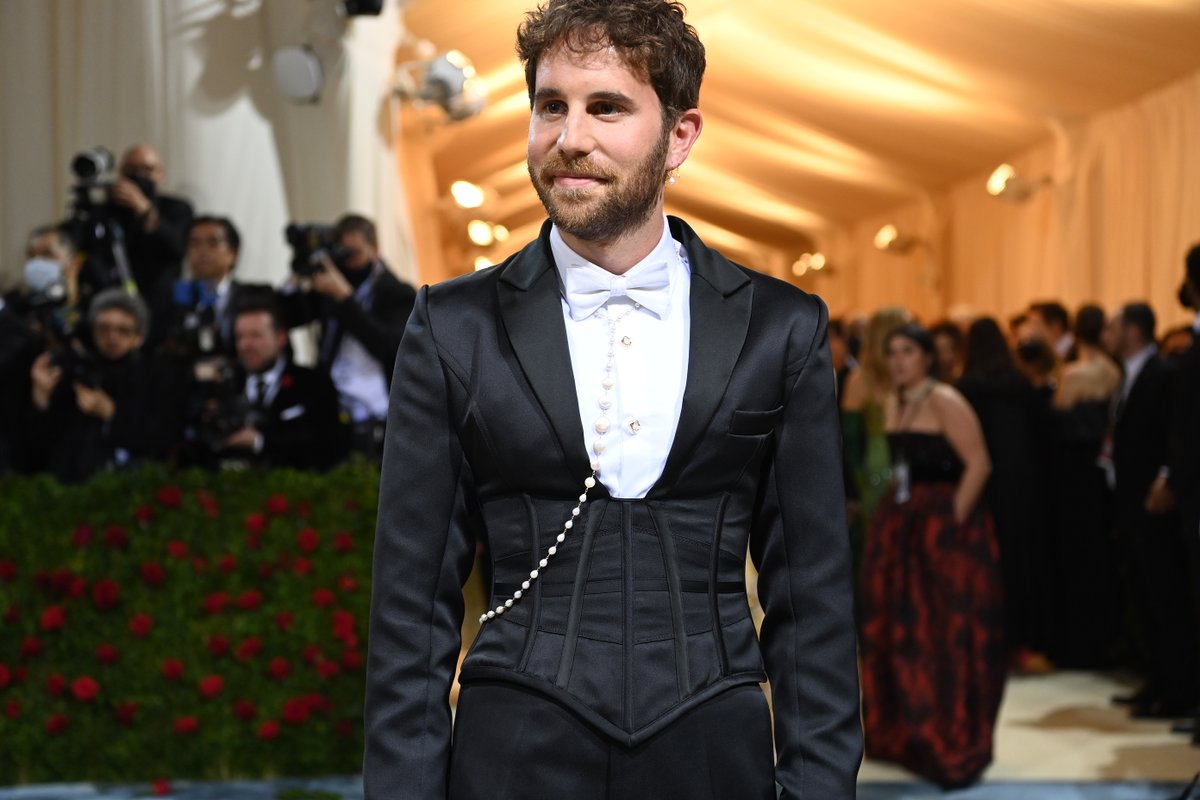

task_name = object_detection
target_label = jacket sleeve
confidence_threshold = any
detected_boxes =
[748,294,863,799]
[363,286,477,800]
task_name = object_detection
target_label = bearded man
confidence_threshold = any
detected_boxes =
[364,1,862,797]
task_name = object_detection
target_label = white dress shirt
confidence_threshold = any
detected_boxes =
[551,218,691,499]
[329,266,390,423]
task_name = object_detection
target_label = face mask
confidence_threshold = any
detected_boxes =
[24,257,63,292]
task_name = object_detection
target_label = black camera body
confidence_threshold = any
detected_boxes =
[284,223,350,277]
[50,344,99,390]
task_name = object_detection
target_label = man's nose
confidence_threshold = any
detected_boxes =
[556,110,595,158]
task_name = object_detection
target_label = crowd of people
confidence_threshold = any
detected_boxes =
[835,244,1200,785]
[0,143,416,483]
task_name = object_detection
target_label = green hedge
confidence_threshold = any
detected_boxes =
[0,462,379,784]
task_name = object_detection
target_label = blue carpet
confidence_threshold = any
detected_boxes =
[0,779,1194,799]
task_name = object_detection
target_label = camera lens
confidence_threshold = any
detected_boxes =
[71,147,115,180]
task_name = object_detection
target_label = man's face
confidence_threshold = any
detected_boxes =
[235,311,286,374]
[93,309,142,361]
[187,222,237,284]
[26,233,72,266]
[933,332,959,375]
[119,145,164,189]
[526,43,682,245]
[338,230,377,271]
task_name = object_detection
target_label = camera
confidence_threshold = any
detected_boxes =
[182,360,254,457]
[50,344,99,389]
[284,223,350,277]
[64,146,137,291]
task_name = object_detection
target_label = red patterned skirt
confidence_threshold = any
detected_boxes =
[859,482,1007,788]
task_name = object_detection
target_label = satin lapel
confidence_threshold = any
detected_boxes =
[651,218,752,496]
[497,226,591,478]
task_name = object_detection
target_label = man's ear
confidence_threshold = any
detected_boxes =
[666,108,703,172]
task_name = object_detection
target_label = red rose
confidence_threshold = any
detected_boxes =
[3,604,19,624]
[236,589,261,611]
[280,373,295,390]
[95,643,120,664]
[296,501,311,518]
[266,657,291,681]
[234,637,262,663]
[114,701,138,725]
[203,592,230,615]
[156,485,183,508]
[19,637,42,659]
[304,693,332,715]
[266,494,289,516]
[198,674,224,699]
[341,650,363,670]
[218,554,237,574]
[333,531,353,553]
[338,574,358,593]
[301,644,324,664]
[153,780,171,796]
[45,713,69,735]
[91,579,121,611]
[296,528,320,553]
[232,699,257,721]
[0,560,16,582]
[5,700,19,720]
[66,576,87,599]
[72,525,94,547]
[197,493,220,518]
[316,660,340,679]
[174,716,199,734]
[135,504,155,523]
[257,719,281,739]
[72,676,100,701]
[46,674,67,697]
[293,558,312,576]
[0,663,9,688]
[166,540,188,559]
[141,562,166,587]
[208,634,230,657]
[161,659,185,681]
[332,610,355,638]
[275,611,294,631]
[282,697,310,725]
[40,605,66,631]
[244,512,267,535]
[103,524,129,548]
[129,613,154,638]
[312,588,335,608]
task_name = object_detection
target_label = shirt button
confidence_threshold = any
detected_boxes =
[624,418,642,435]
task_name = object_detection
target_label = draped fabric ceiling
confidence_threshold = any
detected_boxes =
[402,0,1200,318]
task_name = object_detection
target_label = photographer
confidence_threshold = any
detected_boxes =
[279,213,415,462]
[209,298,346,470]
[26,289,173,483]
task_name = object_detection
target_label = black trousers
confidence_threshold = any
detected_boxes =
[448,682,777,800]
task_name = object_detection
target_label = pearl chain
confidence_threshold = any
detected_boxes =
[479,302,638,625]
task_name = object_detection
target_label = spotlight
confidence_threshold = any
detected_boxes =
[474,256,494,271]
[986,163,1049,203]
[467,220,495,247]
[450,180,486,209]
[873,224,914,253]
[791,252,829,277]
[394,50,487,122]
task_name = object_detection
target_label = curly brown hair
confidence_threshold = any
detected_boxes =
[516,0,706,123]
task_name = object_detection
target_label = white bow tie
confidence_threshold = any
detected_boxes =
[562,260,672,321]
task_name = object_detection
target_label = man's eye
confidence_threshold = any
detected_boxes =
[541,101,566,115]
[594,103,620,116]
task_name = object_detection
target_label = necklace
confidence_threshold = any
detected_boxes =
[480,301,639,624]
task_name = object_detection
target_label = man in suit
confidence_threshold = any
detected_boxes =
[216,299,345,470]
[1112,301,1194,720]
[1147,244,1200,741]
[363,1,862,798]
[280,213,415,462]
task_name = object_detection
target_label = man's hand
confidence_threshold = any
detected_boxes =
[223,426,262,451]
[1145,475,1176,514]
[311,256,354,302]
[30,352,62,410]
[73,383,116,422]
[112,177,153,217]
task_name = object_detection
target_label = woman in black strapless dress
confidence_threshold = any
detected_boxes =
[859,324,1008,789]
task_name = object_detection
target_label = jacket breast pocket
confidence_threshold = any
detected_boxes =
[728,405,784,437]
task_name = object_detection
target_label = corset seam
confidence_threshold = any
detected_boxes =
[555,501,604,688]
[710,493,732,674]
[515,494,541,672]
[622,502,633,731]
[649,505,690,699]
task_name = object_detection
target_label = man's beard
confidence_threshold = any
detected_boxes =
[529,128,670,244]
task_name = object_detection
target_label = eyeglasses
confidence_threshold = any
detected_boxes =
[94,322,138,337]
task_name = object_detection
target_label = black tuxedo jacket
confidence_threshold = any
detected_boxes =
[365,218,862,799]
[236,359,346,470]
[1113,353,1178,526]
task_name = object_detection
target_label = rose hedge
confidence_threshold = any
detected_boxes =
[0,461,379,783]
